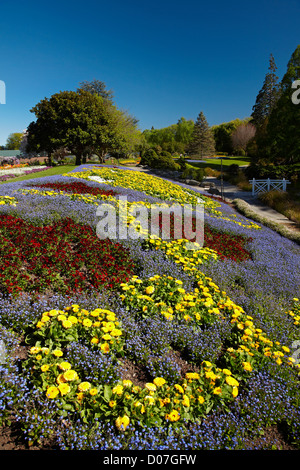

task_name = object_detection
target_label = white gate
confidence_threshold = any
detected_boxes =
[249,178,290,196]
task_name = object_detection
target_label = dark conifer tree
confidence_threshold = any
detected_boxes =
[251,53,279,127]
[267,45,300,164]
[187,111,215,157]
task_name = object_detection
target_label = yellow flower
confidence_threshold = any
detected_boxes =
[89,388,98,396]
[102,333,112,341]
[244,328,253,336]
[145,285,155,295]
[109,400,116,407]
[145,382,157,392]
[58,361,72,371]
[115,415,130,431]
[134,401,145,413]
[145,395,155,404]
[165,410,180,422]
[56,373,66,384]
[83,318,92,327]
[91,337,99,344]
[41,315,50,323]
[174,384,184,394]
[112,385,124,395]
[242,361,253,372]
[46,386,59,399]
[182,395,190,407]
[225,376,239,387]
[100,342,110,354]
[122,379,133,387]
[58,383,71,396]
[68,315,78,324]
[63,369,79,381]
[52,349,63,357]
[30,346,41,354]
[153,377,166,387]
[78,381,91,392]
[110,328,122,337]
[49,309,59,316]
[198,396,205,404]
[41,364,50,372]
[57,314,67,322]
[213,387,222,395]
[186,372,200,380]
[232,386,238,397]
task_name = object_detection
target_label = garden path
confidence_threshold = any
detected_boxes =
[118,165,299,233]
[201,176,299,232]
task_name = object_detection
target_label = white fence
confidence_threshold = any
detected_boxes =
[249,178,290,196]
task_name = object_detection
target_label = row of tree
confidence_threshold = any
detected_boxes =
[249,45,300,168]
[143,45,300,168]
[5,45,299,170]
[142,115,255,158]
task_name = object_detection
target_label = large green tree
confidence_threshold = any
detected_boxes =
[186,112,215,157]
[5,132,23,150]
[267,45,300,164]
[26,89,139,165]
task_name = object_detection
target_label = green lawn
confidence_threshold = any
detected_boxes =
[0,165,77,185]
[187,155,250,171]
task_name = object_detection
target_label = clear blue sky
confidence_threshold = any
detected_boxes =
[0,0,299,146]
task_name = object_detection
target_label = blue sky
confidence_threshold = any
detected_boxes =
[0,0,299,146]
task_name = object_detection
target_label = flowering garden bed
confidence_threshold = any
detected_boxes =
[0,165,300,450]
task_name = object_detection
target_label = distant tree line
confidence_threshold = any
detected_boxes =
[5,45,299,177]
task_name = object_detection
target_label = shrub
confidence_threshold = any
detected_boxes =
[140,149,178,171]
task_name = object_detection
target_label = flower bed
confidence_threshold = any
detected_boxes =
[0,166,300,450]
[0,165,50,181]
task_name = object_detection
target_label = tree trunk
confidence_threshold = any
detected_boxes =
[98,151,106,164]
[75,154,82,165]
[47,152,53,166]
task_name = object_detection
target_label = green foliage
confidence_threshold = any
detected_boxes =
[181,166,204,182]
[212,119,250,154]
[267,46,300,165]
[251,54,280,127]
[252,45,300,166]
[77,79,114,102]
[187,111,215,157]
[5,132,23,150]
[26,89,141,166]
[143,117,194,154]
[140,149,178,170]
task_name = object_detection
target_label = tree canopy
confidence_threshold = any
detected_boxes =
[143,117,194,154]
[5,132,23,150]
[26,87,141,165]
